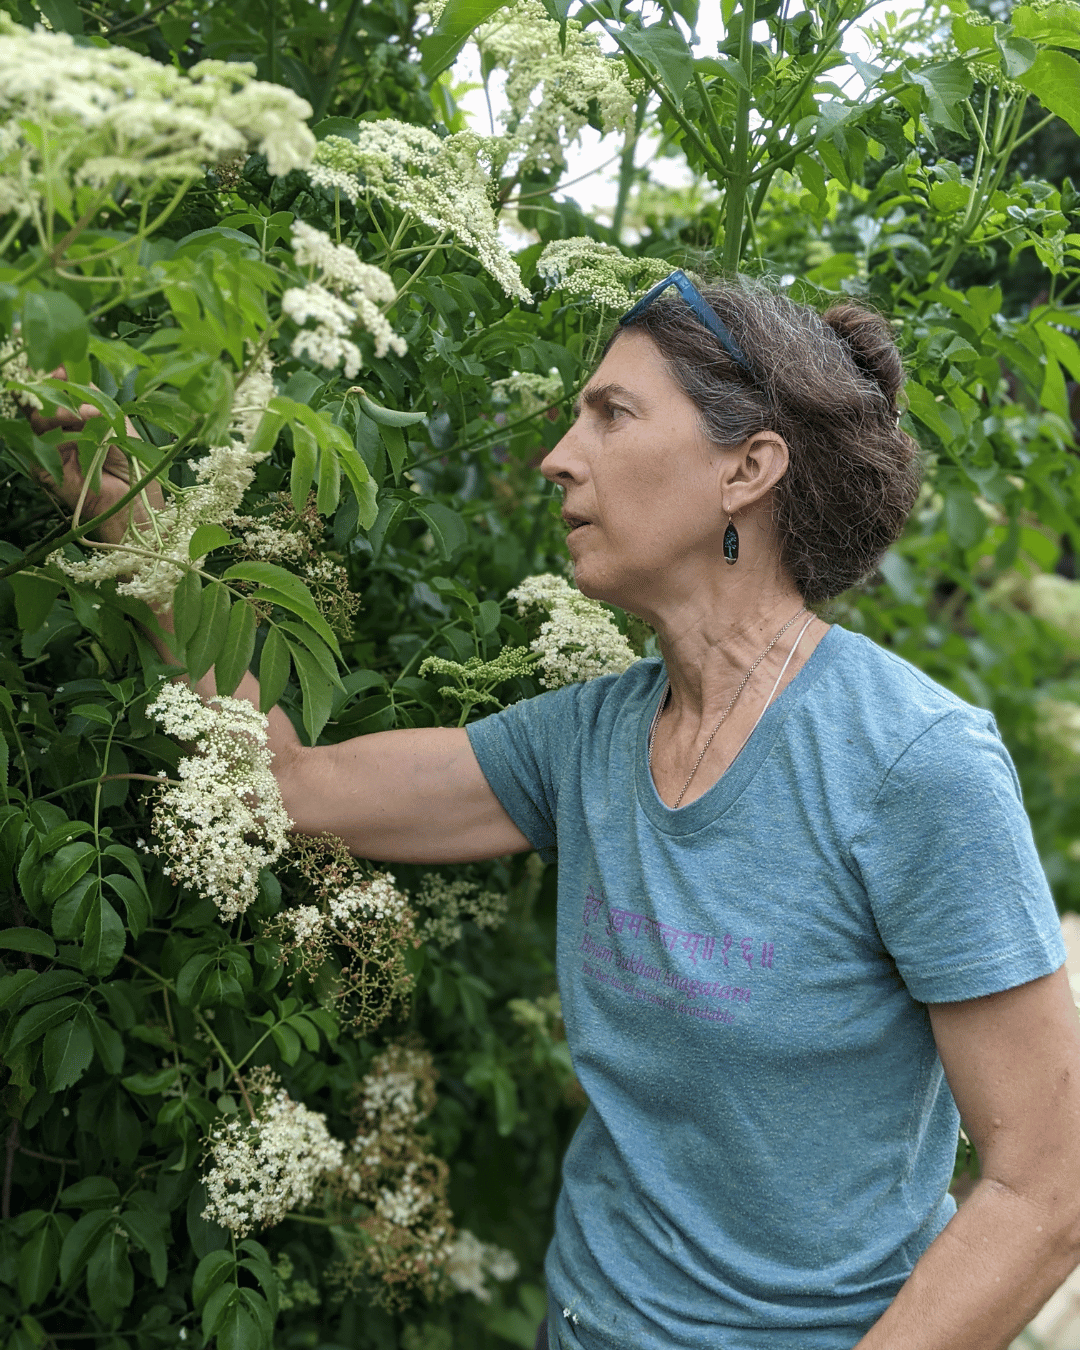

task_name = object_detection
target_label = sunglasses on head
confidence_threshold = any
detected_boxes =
[619,270,753,376]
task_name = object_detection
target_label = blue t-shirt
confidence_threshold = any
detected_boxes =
[465,625,1065,1350]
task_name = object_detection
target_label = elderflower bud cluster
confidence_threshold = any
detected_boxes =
[0,16,314,220]
[330,1043,455,1310]
[283,221,405,376]
[491,367,565,417]
[51,351,277,609]
[538,238,672,311]
[201,1074,343,1236]
[508,573,636,688]
[145,683,292,920]
[308,127,528,301]
[414,873,508,948]
[474,0,640,174]
[445,1229,519,1303]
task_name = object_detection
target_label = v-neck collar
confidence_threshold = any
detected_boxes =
[635,623,843,836]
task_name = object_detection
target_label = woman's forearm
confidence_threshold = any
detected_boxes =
[856,1175,1080,1350]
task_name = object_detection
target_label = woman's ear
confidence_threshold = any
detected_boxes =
[723,430,789,512]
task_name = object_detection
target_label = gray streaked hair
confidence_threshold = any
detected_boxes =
[613,277,922,605]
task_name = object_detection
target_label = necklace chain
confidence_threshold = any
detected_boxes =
[648,607,808,809]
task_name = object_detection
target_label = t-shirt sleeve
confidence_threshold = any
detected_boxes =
[849,709,1065,1003]
[465,682,587,862]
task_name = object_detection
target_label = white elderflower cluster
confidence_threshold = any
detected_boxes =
[508,573,636,688]
[474,0,639,174]
[0,16,314,219]
[491,368,565,417]
[308,127,528,301]
[414,872,508,949]
[446,1229,519,1303]
[538,238,671,311]
[283,221,405,376]
[0,336,43,418]
[145,683,292,920]
[51,350,277,609]
[201,1073,343,1237]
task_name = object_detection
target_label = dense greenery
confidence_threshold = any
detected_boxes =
[0,0,1079,1346]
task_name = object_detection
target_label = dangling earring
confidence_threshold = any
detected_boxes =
[723,515,739,565]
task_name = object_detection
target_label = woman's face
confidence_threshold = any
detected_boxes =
[540,329,729,615]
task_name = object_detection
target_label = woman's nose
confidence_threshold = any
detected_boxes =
[540,427,586,485]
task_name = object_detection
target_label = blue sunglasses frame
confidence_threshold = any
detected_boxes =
[619,270,753,375]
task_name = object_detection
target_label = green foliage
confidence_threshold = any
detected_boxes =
[1,0,1079,1344]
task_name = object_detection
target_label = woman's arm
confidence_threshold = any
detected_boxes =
[856,965,1080,1350]
[34,395,533,864]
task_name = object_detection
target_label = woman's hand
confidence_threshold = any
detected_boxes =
[28,367,163,544]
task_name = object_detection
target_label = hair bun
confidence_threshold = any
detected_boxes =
[822,303,903,407]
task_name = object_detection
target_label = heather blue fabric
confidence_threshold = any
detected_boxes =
[466,625,1065,1350]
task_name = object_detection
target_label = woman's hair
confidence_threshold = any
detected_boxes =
[614,278,922,605]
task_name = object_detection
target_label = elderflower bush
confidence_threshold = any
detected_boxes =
[538,237,672,310]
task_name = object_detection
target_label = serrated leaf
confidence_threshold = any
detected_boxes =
[42,841,96,903]
[413,501,468,561]
[172,570,203,650]
[189,524,234,560]
[215,600,257,696]
[10,574,61,635]
[0,927,56,958]
[187,580,231,682]
[88,1017,125,1076]
[193,1250,235,1309]
[270,1021,301,1065]
[379,422,407,478]
[18,1219,58,1307]
[86,1226,133,1322]
[316,444,341,514]
[8,995,79,1051]
[287,641,334,745]
[119,1208,168,1288]
[103,874,151,940]
[59,1210,112,1286]
[620,24,695,106]
[175,952,214,1006]
[80,895,126,978]
[258,627,291,713]
[60,1176,120,1209]
[70,703,113,726]
[290,421,318,511]
[43,1017,93,1092]
[22,291,88,372]
[217,1300,262,1350]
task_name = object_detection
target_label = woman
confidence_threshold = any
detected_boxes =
[40,277,1080,1350]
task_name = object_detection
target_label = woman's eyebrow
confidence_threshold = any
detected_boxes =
[571,382,640,420]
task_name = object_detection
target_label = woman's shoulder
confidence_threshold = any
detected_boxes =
[817,626,1000,772]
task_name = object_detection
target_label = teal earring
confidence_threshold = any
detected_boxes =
[723,515,739,565]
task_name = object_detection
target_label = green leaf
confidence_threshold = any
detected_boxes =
[119,1209,168,1288]
[59,1210,112,1286]
[215,600,257,697]
[173,570,203,650]
[0,927,56,958]
[88,1017,125,1076]
[9,575,61,635]
[51,875,98,941]
[1019,48,1080,136]
[910,58,973,134]
[175,952,214,1006]
[288,640,334,745]
[59,1177,120,1209]
[103,874,151,940]
[0,969,37,1011]
[258,627,291,713]
[621,24,695,106]
[36,0,83,31]
[414,501,468,561]
[420,0,509,78]
[379,421,408,478]
[353,391,426,427]
[42,842,97,904]
[290,421,318,511]
[18,1218,59,1307]
[8,996,79,1051]
[189,525,234,560]
[85,1226,134,1323]
[80,895,126,978]
[316,444,341,515]
[217,1299,263,1350]
[270,1021,302,1065]
[22,291,89,371]
[193,1250,235,1308]
[71,703,113,726]
[121,1066,178,1095]
[186,580,231,682]
[43,1017,94,1092]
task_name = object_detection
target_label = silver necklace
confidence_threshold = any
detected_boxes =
[648,607,808,809]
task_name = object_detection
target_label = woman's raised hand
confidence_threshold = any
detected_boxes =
[28,366,163,543]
